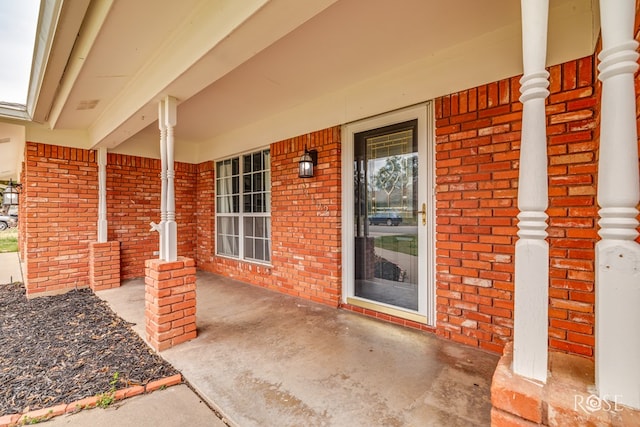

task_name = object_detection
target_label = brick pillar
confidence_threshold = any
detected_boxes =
[144,257,197,351]
[491,342,640,425]
[89,241,121,291]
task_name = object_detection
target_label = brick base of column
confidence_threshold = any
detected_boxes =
[144,257,197,352]
[89,241,121,291]
[491,342,640,426]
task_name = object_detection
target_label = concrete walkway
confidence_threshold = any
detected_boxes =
[0,251,22,285]
[43,384,227,426]
[98,272,499,426]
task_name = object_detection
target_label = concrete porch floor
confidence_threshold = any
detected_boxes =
[98,271,499,426]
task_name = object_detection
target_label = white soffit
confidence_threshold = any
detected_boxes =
[197,0,600,161]
[20,0,598,165]
[29,0,92,123]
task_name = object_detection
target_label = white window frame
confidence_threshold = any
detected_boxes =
[215,147,272,265]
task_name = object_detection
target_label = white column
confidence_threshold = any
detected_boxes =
[513,0,550,383]
[97,147,108,243]
[164,96,178,262]
[158,99,168,260]
[596,0,640,409]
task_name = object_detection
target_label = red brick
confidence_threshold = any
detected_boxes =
[0,414,21,427]
[171,330,197,345]
[491,408,539,427]
[70,395,99,410]
[145,374,183,392]
[124,385,145,398]
[145,257,197,351]
[491,350,543,423]
[18,404,66,424]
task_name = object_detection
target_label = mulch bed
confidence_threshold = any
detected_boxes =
[0,281,179,416]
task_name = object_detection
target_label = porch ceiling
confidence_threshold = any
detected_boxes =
[7,0,599,165]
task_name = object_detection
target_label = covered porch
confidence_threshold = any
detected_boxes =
[98,270,499,426]
[1,1,639,425]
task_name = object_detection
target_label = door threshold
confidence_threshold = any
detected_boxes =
[346,297,428,324]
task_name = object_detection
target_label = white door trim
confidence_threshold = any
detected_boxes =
[341,102,436,326]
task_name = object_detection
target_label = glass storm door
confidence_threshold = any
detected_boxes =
[343,104,434,325]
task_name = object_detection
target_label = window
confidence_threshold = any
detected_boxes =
[216,149,271,263]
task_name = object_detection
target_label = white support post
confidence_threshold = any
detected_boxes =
[513,0,550,383]
[596,0,640,409]
[97,147,108,243]
[151,100,168,259]
[164,96,178,262]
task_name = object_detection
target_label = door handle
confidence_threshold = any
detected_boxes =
[419,202,426,226]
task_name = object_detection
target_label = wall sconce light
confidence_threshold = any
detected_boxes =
[298,146,318,178]
[2,179,21,206]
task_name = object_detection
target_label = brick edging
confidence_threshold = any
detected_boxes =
[0,374,182,427]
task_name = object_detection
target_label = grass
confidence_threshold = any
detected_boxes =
[96,372,120,408]
[0,228,19,253]
[374,234,418,256]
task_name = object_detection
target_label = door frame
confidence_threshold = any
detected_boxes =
[341,102,436,326]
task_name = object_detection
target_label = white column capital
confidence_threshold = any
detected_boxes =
[520,0,549,73]
[164,96,177,128]
[158,99,167,130]
[97,147,107,166]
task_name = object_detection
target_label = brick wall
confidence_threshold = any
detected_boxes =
[106,154,196,280]
[195,161,215,271]
[21,144,197,295]
[89,241,120,291]
[208,127,343,307]
[546,58,599,358]
[107,154,158,279]
[434,56,600,357]
[174,163,198,260]
[22,143,98,296]
[270,128,342,306]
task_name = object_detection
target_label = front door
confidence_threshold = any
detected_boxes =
[342,104,434,325]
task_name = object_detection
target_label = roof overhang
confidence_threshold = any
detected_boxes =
[1,0,600,167]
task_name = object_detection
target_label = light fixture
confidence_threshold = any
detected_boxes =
[298,145,318,178]
[2,179,21,206]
